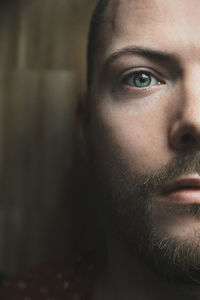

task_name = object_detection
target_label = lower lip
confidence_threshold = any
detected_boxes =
[162,188,200,204]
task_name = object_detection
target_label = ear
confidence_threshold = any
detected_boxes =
[76,91,90,161]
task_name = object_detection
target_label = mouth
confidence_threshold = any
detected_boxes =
[161,175,200,204]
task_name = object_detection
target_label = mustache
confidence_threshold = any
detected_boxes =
[140,151,200,196]
[134,151,200,216]
[115,152,200,218]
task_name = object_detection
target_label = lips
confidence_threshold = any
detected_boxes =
[161,177,200,204]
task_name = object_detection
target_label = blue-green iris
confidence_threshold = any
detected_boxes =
[134,73,151,88]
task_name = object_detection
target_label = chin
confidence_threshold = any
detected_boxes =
[151,207,200,239]
[142,217,200,284]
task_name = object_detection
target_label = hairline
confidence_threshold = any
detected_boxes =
[87,0,111,91]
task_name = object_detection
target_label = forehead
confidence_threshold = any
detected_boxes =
[102,0,200,59]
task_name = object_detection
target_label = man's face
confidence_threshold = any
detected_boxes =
[87,0,200,281]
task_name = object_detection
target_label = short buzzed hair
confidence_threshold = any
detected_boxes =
[87,0,110,90]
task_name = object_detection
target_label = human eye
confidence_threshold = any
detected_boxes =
[121,69,164,89]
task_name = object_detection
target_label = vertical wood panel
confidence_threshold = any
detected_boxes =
[0,1,20,68]
[0,0,96,275]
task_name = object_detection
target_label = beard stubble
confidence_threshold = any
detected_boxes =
[88,143,200,284]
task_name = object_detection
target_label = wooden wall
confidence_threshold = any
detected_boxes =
[0,0,98,275]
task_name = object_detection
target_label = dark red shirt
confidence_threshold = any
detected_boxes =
[0,251,104,300]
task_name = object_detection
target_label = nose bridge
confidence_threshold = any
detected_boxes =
[170,66,200,151]
[179,65,200,119]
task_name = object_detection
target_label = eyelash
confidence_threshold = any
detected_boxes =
[120,69,165,90]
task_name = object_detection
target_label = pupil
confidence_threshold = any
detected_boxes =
[134,73,151,87]
[140,74,148,82]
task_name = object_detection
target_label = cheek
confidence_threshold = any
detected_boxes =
[92,104,170,172]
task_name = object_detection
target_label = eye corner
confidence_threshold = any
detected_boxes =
[121,69,165,89]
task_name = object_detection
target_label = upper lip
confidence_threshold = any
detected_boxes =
[162,177,200,194]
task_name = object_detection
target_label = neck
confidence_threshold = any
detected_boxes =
[94,231,200,300]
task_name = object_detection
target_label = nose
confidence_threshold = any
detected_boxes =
[169,82,200,151]
[170,123,200,151]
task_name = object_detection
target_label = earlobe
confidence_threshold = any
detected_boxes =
[76,91,90,161]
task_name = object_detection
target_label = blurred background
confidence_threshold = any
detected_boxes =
[0,0,101,276]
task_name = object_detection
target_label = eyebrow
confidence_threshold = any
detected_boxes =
[102,46,177,73]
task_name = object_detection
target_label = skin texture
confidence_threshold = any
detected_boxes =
[79,0,200,299]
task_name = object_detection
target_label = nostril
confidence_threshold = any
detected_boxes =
[181,133,196,145]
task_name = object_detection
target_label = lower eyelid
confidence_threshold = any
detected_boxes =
[117,80,166,96]
[121,84,161,92]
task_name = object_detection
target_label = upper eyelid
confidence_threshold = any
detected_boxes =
[119,67,164,81]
